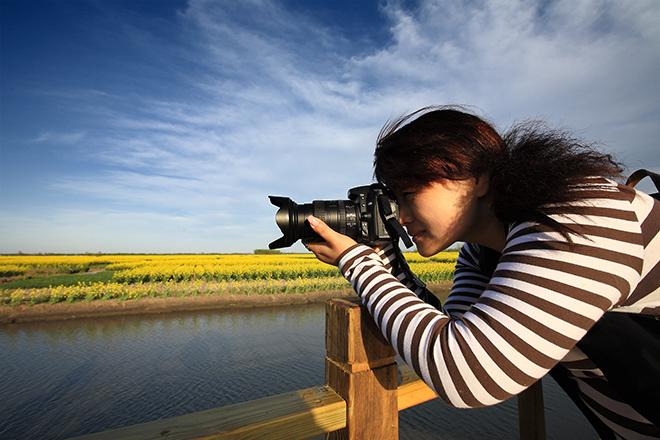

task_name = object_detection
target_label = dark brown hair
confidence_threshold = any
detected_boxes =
[374,106,624,236]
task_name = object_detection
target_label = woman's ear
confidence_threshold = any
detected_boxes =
[474,174,490,198]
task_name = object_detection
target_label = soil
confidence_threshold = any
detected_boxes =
[0,281,454,324]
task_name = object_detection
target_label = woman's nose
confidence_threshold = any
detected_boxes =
[398,205,413,225]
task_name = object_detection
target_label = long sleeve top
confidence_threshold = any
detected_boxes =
[337,178,659,439]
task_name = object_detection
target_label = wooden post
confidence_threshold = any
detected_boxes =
[518,380,546,440]
[325,298,399,440]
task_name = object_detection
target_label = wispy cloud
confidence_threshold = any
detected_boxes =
[31,131,87,145]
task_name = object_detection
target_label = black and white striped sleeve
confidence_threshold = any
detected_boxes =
[337,210,645,408]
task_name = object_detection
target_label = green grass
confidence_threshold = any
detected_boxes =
[0,271,116,290]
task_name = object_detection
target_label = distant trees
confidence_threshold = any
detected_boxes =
[253,249,282,255]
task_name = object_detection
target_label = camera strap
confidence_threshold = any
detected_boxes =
[376,194,442,309]
[377,195,414,248]
[391,237,442,309]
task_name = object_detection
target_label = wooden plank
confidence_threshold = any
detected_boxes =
[69,386,346,440]
[397,365,438,411]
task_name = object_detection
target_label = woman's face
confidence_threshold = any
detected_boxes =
[394,177,496,256]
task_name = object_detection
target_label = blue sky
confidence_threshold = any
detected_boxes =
[1,0,658,254]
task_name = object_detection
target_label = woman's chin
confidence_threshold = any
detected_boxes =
[415,244,435,257]
[414,239,446,257]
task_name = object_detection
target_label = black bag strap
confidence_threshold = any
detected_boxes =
[626,169,660,200]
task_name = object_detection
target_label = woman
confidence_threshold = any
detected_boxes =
[307,107,659,439]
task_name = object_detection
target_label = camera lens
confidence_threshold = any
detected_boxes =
[313,200,359,237]
[268,196,359,249]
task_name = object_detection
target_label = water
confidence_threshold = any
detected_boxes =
[0,303,597,439]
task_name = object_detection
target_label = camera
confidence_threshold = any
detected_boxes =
[268,184,412,250]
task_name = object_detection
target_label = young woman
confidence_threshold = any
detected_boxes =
[307,107,659,439]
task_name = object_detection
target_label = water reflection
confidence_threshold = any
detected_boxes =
[1,305,327,439]
[0,304,596,439]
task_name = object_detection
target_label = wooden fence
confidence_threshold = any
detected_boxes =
[71,297,545,440]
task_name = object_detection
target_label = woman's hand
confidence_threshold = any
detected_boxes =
[306,215,357,266]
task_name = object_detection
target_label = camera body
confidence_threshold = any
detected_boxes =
[268,184,402,250]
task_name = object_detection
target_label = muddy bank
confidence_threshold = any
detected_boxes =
[0,282,454,323]
[0,290,356,324]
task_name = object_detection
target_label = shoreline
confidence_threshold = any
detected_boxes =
[0,281,453,324]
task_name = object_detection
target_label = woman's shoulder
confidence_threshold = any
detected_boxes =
[565,176,657,226]
[567,176,634,201]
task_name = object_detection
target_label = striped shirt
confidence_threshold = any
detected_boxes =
[338,178,660,439]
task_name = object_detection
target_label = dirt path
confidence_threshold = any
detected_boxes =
[0,282,452,324]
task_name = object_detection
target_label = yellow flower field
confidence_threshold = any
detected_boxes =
[0,252,458,306]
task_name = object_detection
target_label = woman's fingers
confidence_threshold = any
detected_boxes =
[306,215,357,265]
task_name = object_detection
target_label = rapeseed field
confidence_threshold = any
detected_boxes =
[0,252,457,306]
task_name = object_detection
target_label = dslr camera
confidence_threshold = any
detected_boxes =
[268,184,412,250]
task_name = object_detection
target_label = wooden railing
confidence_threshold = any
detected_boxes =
[71,297,545,440]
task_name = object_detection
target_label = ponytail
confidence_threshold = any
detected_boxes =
[491,120,624,238]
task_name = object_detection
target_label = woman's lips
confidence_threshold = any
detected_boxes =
[409,230,424,241]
